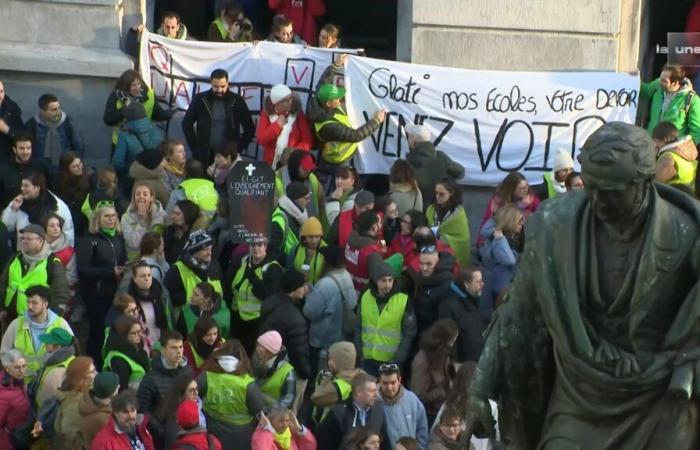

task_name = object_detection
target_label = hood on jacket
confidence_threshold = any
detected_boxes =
[347,230,378,249]
[659,135,699,161]
[406,141,438,167]
[130,160,165,180]
[157,23,188,40]
[43,345,76,367]
[78,391,112,418]
[34,111,67,127]
[428,426,469,450]
[125,117,154,134]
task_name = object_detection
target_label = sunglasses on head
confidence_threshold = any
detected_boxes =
[378,363,399,374]
[95,200,115,209]
[419,245,436,254]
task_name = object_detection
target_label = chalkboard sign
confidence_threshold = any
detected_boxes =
[226,161,276,244]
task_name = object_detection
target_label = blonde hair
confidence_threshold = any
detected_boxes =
[494,204,522,234]
[129,182,157,226]
[89,205,122,234]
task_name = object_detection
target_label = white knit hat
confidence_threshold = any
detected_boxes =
[552,147,574,172]
[270,84,292,104]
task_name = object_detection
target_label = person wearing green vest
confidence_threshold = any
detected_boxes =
[0,284,74,379]
[533,147,574,201]
[286,217,326,285]
[166,159,220,220]
[271,182,312,260]
[164,229,223,310]
[275,150,325,227]
[641,64,700,145]
[176,281,231,339]
[0,224,70,323]
[251,330,297,409]
[103,69,173,155]
[184,316,225,376]
[103,315,151,392]
[206,1,253,42]
[311,341,364,425]
[29,327,76,408]
[652,122,699,188]
[197,339,266,450]
[425,178,472,268]
[356,255,417,377]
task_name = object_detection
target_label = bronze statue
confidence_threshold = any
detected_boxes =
[468,122,700,449]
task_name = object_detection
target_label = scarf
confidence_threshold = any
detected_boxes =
[163,160,185,177]
[23,241,52,270]
[278,195,309,225]
[100,227,116,237]
[272,426,292,450]
[116,88,148,106]
[40,111,66,167]
[269,113,297,168]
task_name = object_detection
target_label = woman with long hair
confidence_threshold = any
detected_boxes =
[103,315,151,392]
[410,318,459,426]
[161,139,187,193]
[121,181,167,258]
[341,426,383,450]
[76,203,128,366]
[425,177,472,266]
[127,261,172,348]
[53,356,97,449]
[103,292,149,357]
[81,166,129,224]
[177,282,230,340]
[164,199,204,265]
[197,339,265,450]
[135,231,169,282]
[56,152,92,234]
[388,159,423,216]
[183,316,225,376]
[156,373,207,449]
[387,210,428,259]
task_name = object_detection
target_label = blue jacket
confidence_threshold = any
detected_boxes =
[382,387,429,449]
[112,117,164,173]
[25,112,84,160]
[303,269,357,349]
[479,218,519,311]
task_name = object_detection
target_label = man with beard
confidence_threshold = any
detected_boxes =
[0,132,50,205]
[378,363,429,449]
[182,68,255,166]
[252,330,297,409]
[91,389,155,450]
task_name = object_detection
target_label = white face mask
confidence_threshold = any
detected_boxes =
[217,356,239,373]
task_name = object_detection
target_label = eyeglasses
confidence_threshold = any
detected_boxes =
[419,245,436,254]
[378,363,399,374]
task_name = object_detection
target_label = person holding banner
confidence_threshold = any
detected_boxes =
[266,14,307,45]
[182,69,255,167]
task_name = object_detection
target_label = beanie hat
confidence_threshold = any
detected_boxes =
[329,341,356,372]
[123,101,147,121]
[286,181,310,200]
[176,399,200,430]
[281,269,306,293]
[38,328,73,347]
[136,147,163,170]
[552,147,574,172]
[368,253,394,283]
[319,245,344,268]
[384,253,404,278]
[257,331,283,354]
[270,84,292,104]
[354,190,375,207]
[299,153,316,172]
[92,371,120,400]
[184,229,213,253]
[355,210,379,234]
[301,217,323,237]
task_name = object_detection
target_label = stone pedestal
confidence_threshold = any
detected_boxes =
[0,0,134,165]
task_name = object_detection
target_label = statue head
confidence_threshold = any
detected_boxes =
[579,122,656,224]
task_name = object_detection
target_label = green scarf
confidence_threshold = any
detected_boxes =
[273,427,292,450]
[100,227,117,237]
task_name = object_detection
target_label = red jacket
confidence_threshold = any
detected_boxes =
[256,109,314,165]
[53,246,75,267]
[268,0,325,45]
[90,415,155,450]
[337,208,357,250]
[172,429,223,450]
[345,231,384,292]
[0,372,30,450]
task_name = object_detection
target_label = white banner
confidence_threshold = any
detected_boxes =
[139,30,639,185]
[345,57,639,185]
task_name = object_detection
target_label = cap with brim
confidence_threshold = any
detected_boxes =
[318,84,346,103]
[21,224,46,240]
[38,327,73,347]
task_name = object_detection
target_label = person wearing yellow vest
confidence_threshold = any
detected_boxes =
[176,281,231,339]
[251,405,318,450]
[652,123,699,188]
[311,341,364,425]
[271,182,312,260]
[532,147,574,201]
[166,159,219,220]
[197,340,266,450]
[287,217,326,285]
[0,285,74,379]
[103,69,173,155]
[29,327,76,408]
[164,229,223,310]
[275,150,325,226]
[184,316,225,376]
[206,1,253,42]
[252,331,298,410]
[103,315,151,392]
[0,224,70,324]
[356,255,417,377]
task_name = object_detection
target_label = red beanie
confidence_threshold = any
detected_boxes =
[176,399,200,429]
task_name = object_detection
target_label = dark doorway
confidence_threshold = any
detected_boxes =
[323,0,398,60]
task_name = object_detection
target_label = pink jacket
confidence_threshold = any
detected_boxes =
[251,426,317,450]
[0,372,30,450]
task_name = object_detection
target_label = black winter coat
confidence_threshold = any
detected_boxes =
[259,293,311,379]
[405,251,457,332]
[181,90,255,165]
[0,156,51,205]
[0,96,24,160]
[76,231,128,301]
[437,283,485,363]
[315,398,389,450]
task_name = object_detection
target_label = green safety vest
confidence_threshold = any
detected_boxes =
[314,112,358,164]
[14,316,66,377]
[6,256,51,315]
[661,151,698,186]
[213,18,229,40]
[204,371,255,425]
[112,89,156,144]
[174,261,223,303]
[33,355,75,408]
[360,290,408,362]
[542,172,562,199]
[182,303,231,338]
[260,361,295,401]
[271,209,299,256]
[291,242,326,285]
[312,377,352,424]
[179,179,219,216]
[104,350,147,391]
[231,257,280,321]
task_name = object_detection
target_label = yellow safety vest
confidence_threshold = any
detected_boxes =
[33,354,75,408]
[179,179,219,216]
[104,350,147,391]
[112,89,156,144]
[213,18,229,40]
[314,112,359,164]
[542,172,562,199]
[5,256,51,315]
[260,361,295,401]
[360,290,408,362]
[291,242,326,285]
[662,151,698,186]
[14,316,66,377]
[174,261,223,303]
[271,209,299,257]
[204,371,255,425]
[312,377,352,424]
[231,257,280,321]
